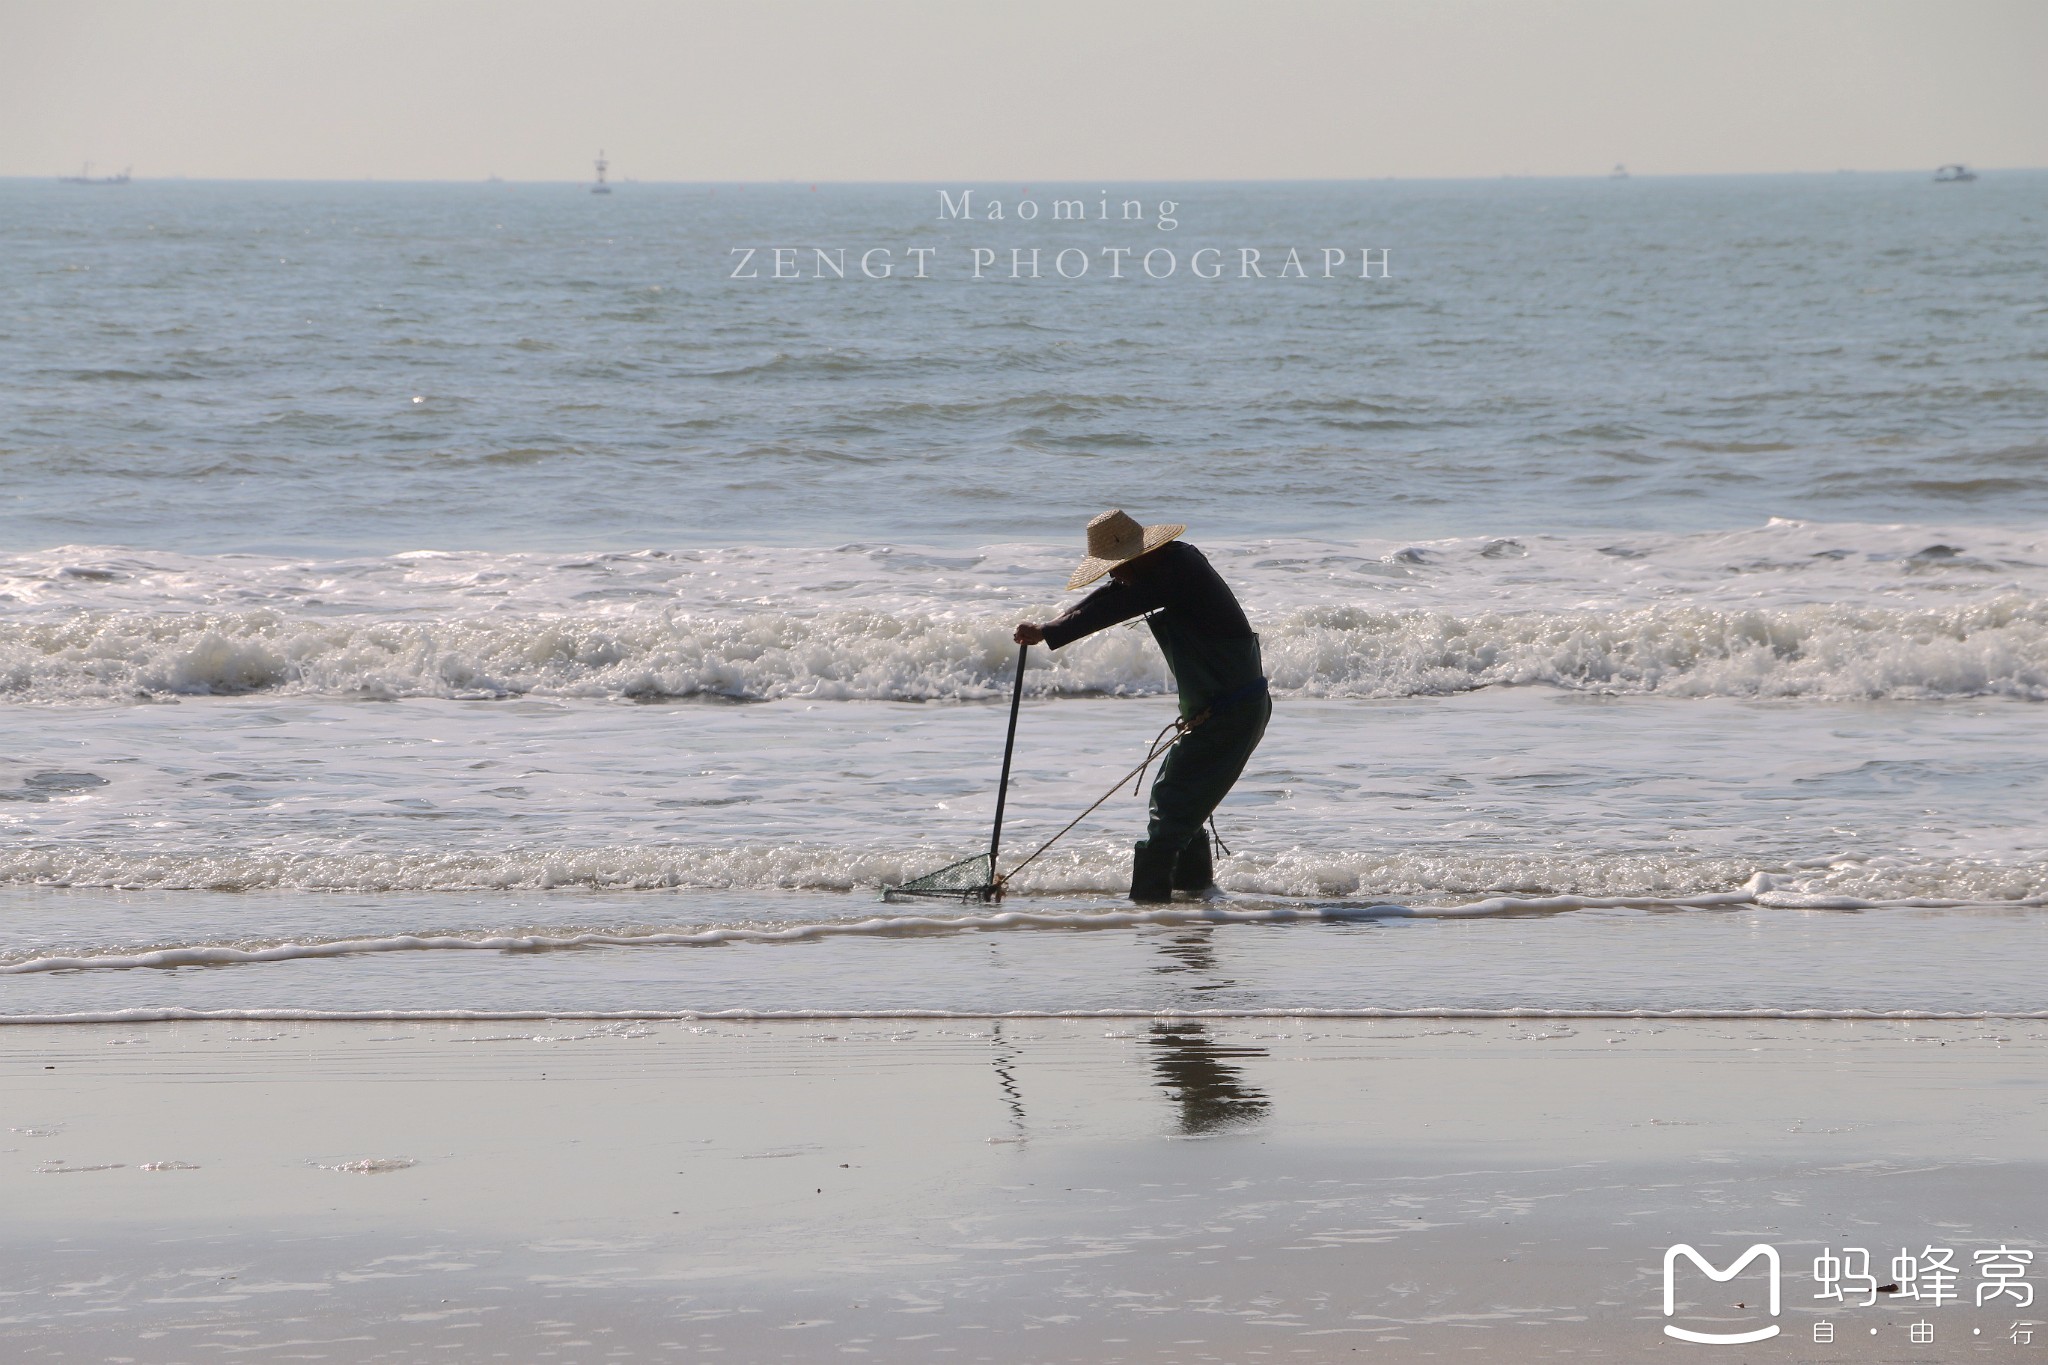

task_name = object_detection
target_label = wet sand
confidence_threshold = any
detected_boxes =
[5,1017,2045,1361]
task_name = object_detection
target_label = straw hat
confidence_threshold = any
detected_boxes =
[1066,509,1186,590]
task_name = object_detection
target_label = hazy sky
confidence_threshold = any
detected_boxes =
[5,0,2044,181]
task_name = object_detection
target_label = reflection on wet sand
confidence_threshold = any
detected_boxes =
[979,932,1273,1139]
[1147,928,1271,1133]
[1148,1021,1271,1134]
[990,1019,1027,1142]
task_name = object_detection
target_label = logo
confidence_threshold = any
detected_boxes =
[1664,1244,1782,1344]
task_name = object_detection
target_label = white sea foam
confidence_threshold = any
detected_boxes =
[37,1162,125,1173]
[3,597,2044,703]
[4,524,2043,703]
[323,1158,417,1175]
[2,843,2042,905]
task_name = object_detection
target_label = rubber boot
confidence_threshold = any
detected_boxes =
[1129,842,1175,904]
[1171,834,1215,894]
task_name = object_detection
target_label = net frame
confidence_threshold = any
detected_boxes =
[881,644,1028,905]
[882,852,997,903]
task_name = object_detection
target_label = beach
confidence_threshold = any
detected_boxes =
[8,1018,2046,1360]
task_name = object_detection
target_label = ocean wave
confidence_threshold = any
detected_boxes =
[1267,598,2048,700]
[0,905,1422,975]
[2,881,2020,977]
[1,845,2040,906]
[2,598,2045,702]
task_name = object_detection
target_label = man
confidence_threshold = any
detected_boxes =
[1014,510,1270,903]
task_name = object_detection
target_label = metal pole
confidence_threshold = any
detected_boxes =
[986,644,1027,896]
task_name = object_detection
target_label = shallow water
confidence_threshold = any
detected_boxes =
[3,692,2043,1020]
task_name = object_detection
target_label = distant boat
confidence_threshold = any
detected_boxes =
[1934,164,1977,182]
[1609,163,1630,179]
[60,163,130,185]
[591,151,612,195]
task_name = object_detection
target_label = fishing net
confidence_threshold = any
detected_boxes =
[880,644,1027,904]
[883,852,998,903]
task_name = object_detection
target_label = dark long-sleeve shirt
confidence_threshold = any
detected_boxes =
[1041,541,1262,717]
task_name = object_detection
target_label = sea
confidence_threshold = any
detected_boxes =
[2,172,2045,1023]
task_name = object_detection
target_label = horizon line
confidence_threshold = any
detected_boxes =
[5,166,2043,187]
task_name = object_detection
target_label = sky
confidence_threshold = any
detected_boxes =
[4,0,2045,182]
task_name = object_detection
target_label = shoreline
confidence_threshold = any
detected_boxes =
[12,1006,2048,1024]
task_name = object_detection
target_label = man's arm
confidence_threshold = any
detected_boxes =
[1014,576,1166,650]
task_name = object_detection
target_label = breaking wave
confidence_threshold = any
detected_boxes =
[3,598,2046,702]
[2,845,2041,906]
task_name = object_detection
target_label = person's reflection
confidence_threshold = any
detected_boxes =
[1144,927,1269,1132]
[990,1020,1027,1143]
[1148,1021,1270,1134]
[1151,927,1234,991]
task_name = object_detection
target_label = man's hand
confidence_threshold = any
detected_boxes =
[1013,622,1045,646]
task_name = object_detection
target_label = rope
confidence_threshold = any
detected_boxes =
[986,676,1264,896]
[995,699,1212,892]
[993,711,1200,890]
[1129,712,1192,796]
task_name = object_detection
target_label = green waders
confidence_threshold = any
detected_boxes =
[1129,625,1270,902]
